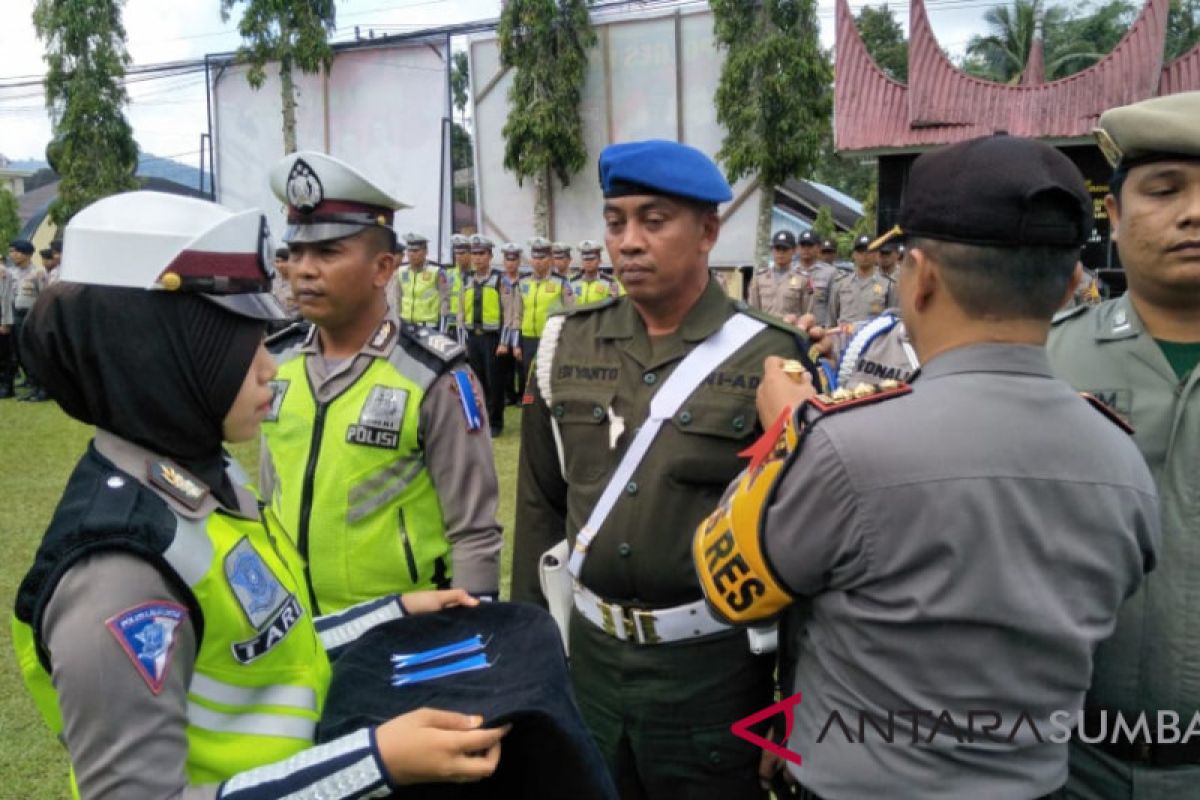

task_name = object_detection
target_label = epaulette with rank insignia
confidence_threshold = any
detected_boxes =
[264,320,313,357]
[399,322,466,366]
[1051,303,1091,326]
[806,379,912,417]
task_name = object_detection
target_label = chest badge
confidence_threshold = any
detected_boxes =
[347,385,408,449]
[225,538,303,663]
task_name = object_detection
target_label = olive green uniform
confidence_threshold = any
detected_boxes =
[513,278,813,799]
[1048,297,1200,800]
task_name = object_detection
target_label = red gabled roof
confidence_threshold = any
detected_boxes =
[835,0,1185,154]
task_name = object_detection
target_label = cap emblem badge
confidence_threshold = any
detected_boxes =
[286,158,324,214]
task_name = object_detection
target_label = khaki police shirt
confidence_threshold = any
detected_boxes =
[259,310,502,594]
[512,277,810,607]
[1048,297,1200,726]
[826,269,896,326]
[763,344,1158,798]
[747,264,808,320]
[805,261,840,325]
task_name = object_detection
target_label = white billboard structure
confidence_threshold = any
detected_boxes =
[210,36,454,260]
[469,4,762,267]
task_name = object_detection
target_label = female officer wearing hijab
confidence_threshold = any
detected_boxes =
[11,192,508,799]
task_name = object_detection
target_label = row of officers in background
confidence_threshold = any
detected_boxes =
[746,227,1106,330]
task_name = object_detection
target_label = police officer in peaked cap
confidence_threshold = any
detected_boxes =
[826,233,896,328]
[12,190,509,797]
[748,229,808,325]
[261,151,502,617]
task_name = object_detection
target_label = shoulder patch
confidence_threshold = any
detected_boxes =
[449,369,485,432]
[106,601,187,695]
[805,380,912,417]
[1081,392,1135,434]
[401,322,465,363]
[1052,303,1091,326]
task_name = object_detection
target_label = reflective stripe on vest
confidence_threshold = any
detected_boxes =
[262,350,450,613]
[521,277,568,337]
[398,269,440,324]
[447,269,464,316]
[14,504,330,788]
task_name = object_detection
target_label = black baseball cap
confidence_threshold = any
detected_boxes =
[772,230,796,248]
[820,239,837,251]
[873,135,1091,250]
[852,234,872,251]
[798,230,817,245]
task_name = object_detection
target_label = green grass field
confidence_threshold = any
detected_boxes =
[0,400,523,798]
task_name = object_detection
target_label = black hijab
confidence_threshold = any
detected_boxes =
[20,284,265,503]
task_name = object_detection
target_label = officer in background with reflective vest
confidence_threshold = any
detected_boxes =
[261,151,502,614]
[514,236,574,387]
[552,241,577,281]
[1049,91,1200,800]
[395,232,446,327]
[12,190,506,798]
[442,233,472,343]
[498,241,525,404]
[464,234,510,437]
[571,239,623,304]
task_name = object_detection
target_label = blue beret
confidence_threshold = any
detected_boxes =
[599,140,733,204]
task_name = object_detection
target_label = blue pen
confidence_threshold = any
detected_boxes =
[391,653,492,687]
[390,635,485,671]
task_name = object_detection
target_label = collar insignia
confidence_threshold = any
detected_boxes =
[370,320,397,350]
[286,158,324,214]
[148,460,208,510]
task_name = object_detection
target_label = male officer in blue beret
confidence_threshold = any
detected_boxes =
[512,139,818,799]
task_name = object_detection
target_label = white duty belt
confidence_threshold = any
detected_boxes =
[568,312,766,644]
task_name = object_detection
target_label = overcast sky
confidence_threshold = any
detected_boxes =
[0,0,992,167]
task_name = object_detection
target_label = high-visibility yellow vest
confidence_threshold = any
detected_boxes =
[13,478,329,790]
[397,268,441,324]
[446,268,465,319]
[572,275,623,305]
[463,270,503,331]
[520,275,570,338]
[262,348,450,613]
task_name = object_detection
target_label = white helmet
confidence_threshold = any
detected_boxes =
[59,191,284,321]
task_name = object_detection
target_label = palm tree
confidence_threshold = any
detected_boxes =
[962,0,1121,83]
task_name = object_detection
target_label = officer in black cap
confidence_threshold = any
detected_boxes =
[826,233,896,328]
[809,238,841,325]
[8,238,48,400]
[748,230,807,324]
[697,133,1158,799]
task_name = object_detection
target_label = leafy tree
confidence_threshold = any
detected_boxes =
[452,121,474,170]
[713,0,833,266]
[451,50,470,122]
[812,144,875,202]
[856,4,907,81]
[852,184,878,238]
[499,0,595,237]
[962,0,1135,83]
[32,0,139,225]
[1166,0,1200,59]
[0,188,20,248]
[220,0,336,154]
[811,205,836,241]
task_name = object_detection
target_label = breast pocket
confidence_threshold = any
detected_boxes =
[551,389,618,484]
[666,396,759,489]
